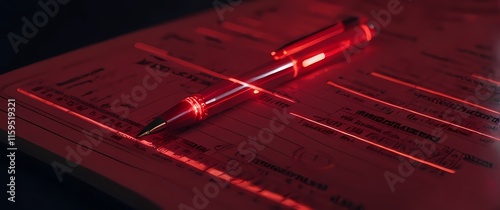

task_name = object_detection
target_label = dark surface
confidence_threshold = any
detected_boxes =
[1,0,213,73]
[1,0,212,209]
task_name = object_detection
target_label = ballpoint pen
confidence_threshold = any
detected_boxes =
[137,16,374,138]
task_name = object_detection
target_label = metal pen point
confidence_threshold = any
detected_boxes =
[137,16,374,138]
[137,118,165,138]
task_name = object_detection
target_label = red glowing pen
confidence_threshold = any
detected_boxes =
[137,16,374,137]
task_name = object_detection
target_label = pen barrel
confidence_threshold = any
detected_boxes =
[272,16,373,61]
[171,17,374,129]
[199,22,374,118]
[286,22,373,77]
[201,59,296,114]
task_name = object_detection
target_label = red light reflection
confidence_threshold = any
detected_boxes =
[184,96,206,120]
[326,81,500,142]
[17,88,153,145]
[360,24,372,41]
[17,88,311,210]
[471,74,500,86]
[302,53,326,67]
[371,72,500,115]
[289,112,456,174]
[271,23,345,60]
[134,43,296,103]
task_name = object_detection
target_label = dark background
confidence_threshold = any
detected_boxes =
[0,0,213,73]
[1,0,212,209]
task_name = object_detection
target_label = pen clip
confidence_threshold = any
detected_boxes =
[271,16,360,60]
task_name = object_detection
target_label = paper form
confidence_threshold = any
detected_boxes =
[1,0,499,209]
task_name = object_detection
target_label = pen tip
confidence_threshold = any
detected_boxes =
[136,131,149,138]
[136,118,167,138]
